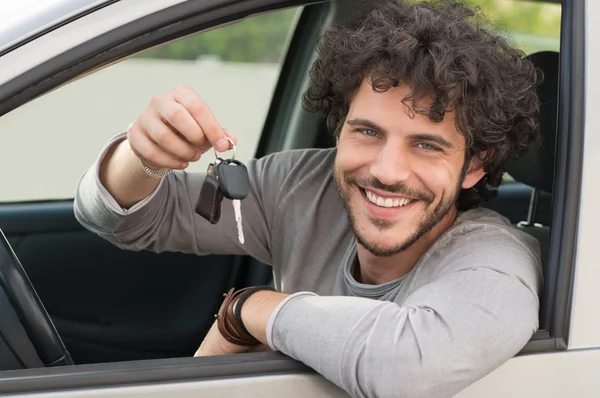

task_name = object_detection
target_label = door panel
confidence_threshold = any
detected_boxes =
[0,353,348,397]
[0,202,240,364]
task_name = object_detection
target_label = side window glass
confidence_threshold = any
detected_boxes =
[476,0,561,53]
[466,0,561,183]
[0,7,301,202]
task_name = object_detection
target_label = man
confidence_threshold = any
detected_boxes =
[74,0,543,396]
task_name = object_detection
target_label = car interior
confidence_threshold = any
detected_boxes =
[0,0,563,376]
[492,50,557,328]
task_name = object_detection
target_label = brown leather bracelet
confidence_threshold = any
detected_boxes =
[215,286,274,346]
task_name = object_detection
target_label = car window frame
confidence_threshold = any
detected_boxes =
[0,0,120,57]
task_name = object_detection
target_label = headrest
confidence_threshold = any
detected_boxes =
[505,51,559,194]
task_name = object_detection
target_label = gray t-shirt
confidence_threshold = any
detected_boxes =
[74,133,542,398]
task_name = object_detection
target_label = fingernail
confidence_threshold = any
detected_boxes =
[216,138,229,151]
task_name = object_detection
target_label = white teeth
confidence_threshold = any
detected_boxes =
[365,190,412,208]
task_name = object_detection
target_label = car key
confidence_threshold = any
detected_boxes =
[216,159,249,201]
[216,159,249,245]
[195,138,249,246]
[195,160,224,225]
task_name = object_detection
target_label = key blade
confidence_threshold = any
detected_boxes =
[232,199,244,245]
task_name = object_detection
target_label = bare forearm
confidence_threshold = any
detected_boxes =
[99,139,161,209]
[95,86,235,210]
[241,291,289,344]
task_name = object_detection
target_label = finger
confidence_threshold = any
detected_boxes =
[156,101,207,159]
[128,122,188,170]
[148,91,208,151]
[139,109,201,162]
[211,130,239,158]
[183,133,204,161]
[172,86,230,152]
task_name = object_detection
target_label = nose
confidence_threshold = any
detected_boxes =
[369,142,411,186]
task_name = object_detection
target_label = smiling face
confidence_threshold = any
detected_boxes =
[334,79,486,257]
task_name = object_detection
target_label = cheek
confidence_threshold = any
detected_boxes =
[412,156,456,193]
[336,138,375,172]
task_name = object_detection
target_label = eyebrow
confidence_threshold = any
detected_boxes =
[346,118,454,149]
[410,133,454,150]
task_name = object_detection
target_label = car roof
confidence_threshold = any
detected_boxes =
[0,0,115,54]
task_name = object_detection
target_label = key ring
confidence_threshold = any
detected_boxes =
[214,137,236,161]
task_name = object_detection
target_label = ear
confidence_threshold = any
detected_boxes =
[461,151,489,189]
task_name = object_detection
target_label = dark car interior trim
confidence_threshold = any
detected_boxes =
[0,202,82,235]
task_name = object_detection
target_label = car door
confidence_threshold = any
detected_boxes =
[0,0,315,366]
[0,0,593,397]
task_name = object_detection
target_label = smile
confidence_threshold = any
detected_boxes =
[363,189,413,208]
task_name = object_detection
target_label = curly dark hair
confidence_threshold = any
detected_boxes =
[302,0,541,211]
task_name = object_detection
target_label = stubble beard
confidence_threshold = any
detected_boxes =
[334,168,464,258]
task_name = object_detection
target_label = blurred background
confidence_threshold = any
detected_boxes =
[0,0,561,202]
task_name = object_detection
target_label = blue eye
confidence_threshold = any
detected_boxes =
[361,129,378,137]
[418,143,439,151]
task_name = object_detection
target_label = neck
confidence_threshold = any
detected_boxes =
[354,207,459,285]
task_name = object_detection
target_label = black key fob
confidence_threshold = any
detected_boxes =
[217,159,249,200]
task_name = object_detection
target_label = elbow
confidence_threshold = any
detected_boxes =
[347,352,477,398]
[337,314,495,397]
[346,347,447,398]
[346,336,533,398]
[73,180,147,251]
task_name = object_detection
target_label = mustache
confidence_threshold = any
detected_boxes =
[346,175,434,203]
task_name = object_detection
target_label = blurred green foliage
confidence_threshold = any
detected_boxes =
[137,0,561,63]
[136,7,299,62]
[466,0,561,53]
[471,0,561,35]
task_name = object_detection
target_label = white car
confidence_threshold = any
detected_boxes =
[0,0,596,396]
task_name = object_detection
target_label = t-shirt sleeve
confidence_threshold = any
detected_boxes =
[73,133,305,265]
[266,230,541,398]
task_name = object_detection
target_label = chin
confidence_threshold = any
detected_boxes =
[355,222,417,257]
[336,175,454,257]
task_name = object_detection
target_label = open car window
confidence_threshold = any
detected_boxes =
[0,6,301,203]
